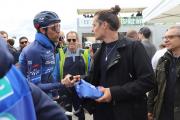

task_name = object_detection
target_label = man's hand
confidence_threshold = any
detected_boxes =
[95,86,112,103]
[148,112,154,120]
[61,74,80,87]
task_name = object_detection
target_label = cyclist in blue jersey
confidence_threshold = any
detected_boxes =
[0,37,68,120]
[19,11,71,98]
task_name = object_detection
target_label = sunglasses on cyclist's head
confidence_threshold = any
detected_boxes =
[20,41,28,44]
[67,39,76,42]
[41,23,60,32]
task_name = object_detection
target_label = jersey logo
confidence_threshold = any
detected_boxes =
[0,77,14,101]
[0,113,16,120]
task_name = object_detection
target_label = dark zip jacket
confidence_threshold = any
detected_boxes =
[84,35,155,120]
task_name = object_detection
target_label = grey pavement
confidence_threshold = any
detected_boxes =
[72,110,93,120]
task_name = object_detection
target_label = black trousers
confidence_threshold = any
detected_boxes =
[159,106,180,120]
[57,87,85,120]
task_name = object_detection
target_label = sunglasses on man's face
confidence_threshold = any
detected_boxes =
[162,35,180,40]
[20,41,28,44]
[67,39,76,42]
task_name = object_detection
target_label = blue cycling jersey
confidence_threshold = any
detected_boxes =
[19,33,62,93]
[0,66,36,120]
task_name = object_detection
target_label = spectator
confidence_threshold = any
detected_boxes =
[7,38,15,46]
[138,27,157,59]
[57,31,66,49]
[54,31,91,120]
[17,36,29,53]
[0,31,19,64]
[126,29,139,40]
[0,30,8,41]
[148,26,180,120]
[151,41,167,71]
[136,11,142,17]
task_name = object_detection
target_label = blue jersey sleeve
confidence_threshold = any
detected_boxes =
[19,51,28,77]
[30,82,68,120]
[52,53,61,81]
[19,46,62,92]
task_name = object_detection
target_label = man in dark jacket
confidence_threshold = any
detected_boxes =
[63,5,155,120]
[0,37,68,120]
[148,26,180,120]
[138,27,157,59]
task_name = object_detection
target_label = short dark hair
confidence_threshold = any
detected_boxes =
[94,5,121,31]
[126,30,138,38]
[139,27,151,39]
[7,39,15,46]
[19,36,28,43]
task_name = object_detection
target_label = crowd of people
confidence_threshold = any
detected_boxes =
[1,5,180,120]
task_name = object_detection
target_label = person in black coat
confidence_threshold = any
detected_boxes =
[83,5,155,120]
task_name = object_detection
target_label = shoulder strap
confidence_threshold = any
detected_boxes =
[58,48,66,80]
[81,49,90,74]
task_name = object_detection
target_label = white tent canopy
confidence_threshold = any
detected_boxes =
[143,0,180,23]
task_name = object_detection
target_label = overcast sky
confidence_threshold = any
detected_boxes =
[0,0,156,46]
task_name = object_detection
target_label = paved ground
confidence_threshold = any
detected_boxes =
[72,110,93,120]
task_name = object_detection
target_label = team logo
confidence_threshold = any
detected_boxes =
[0,77,14,101]
[0,113,16,120]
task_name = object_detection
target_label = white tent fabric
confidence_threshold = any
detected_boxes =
[143,0,180,23]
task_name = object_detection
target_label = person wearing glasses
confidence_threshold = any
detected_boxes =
[17,36,29,53]
[0,36,68,120]
[148,26,180,120]
[16,36,29,63]
[53,31,91,120]
[19,11,77,99]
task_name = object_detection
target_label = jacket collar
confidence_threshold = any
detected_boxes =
[95,34,127,56]
[35,33,55,50]
[94,34,128,70]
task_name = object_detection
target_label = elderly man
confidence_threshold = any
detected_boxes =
[148,26,180,120]
[54,31,91,120]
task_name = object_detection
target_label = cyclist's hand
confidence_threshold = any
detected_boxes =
[61,74,80,87]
